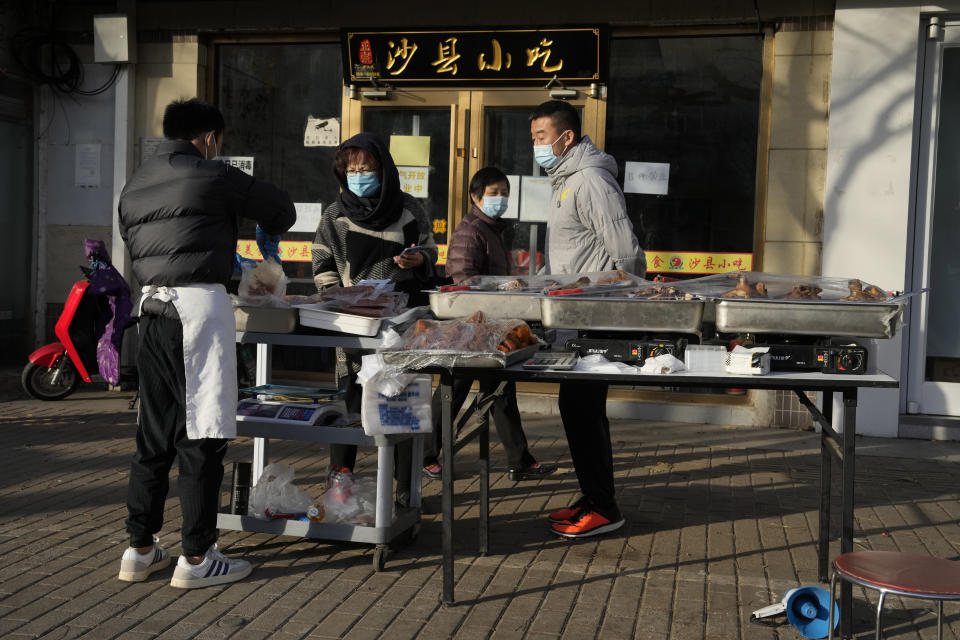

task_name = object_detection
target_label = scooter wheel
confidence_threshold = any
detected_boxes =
[21,361,80,400]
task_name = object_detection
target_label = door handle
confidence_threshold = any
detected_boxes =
[471,147,478,158]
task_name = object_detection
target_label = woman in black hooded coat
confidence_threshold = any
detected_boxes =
[312,133,438,503]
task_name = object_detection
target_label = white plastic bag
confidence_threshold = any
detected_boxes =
[237,259,289,307]
[247,463,314,519]
[322,471,383,525]
[361,374,433,435]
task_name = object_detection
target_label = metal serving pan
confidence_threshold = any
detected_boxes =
[539,295,704,333]
[713,299,906,338]
[381,343,540,369]
[428,290,542,321]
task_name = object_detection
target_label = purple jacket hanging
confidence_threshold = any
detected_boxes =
[84,239,132,385]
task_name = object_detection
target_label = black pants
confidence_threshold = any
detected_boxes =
[558,381,618,518]
[329,350,412,497]
[126,314,227,557]
[425,378,535,470]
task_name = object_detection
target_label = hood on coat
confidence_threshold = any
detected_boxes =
[334,132,404,230]
[547,135,618,189]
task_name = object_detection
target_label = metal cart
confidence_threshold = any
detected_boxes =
[216,330,424,571]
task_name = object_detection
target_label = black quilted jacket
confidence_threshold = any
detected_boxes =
[118,140,295,287]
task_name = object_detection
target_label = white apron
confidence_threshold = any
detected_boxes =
[139,283,237,440]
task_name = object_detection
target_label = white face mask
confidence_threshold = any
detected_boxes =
[204,131,220,160]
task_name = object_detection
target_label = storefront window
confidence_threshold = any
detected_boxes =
[217,42,343,377]
[605,35,762,272]
[217,42,343,291]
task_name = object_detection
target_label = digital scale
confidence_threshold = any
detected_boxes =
[522,351,580,370]
[236,385,348,426]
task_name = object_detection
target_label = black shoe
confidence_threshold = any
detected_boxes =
[508,462,558,481]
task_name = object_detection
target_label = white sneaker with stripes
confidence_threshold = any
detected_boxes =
[170,543,252,589]
[118,537,171,582]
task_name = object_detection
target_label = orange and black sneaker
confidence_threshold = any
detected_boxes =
[548,496,589,523]
[550,508,625,538]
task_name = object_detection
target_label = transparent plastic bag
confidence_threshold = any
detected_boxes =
[322,471,383,525]
[678,271,893,303]
[237,259,289,307]
[297,282,409,318]
[247,463,314,519]
[457,270,642,293]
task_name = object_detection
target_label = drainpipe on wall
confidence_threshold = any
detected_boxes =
[32,88,51,348]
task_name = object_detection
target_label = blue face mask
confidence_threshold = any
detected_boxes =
[480,196,509,219]
[347,172,380,198]
[533,131,570,170]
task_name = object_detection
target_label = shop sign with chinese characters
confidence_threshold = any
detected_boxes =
[644,251,753,275]
[342,27,606,85]
[237,241,450,265]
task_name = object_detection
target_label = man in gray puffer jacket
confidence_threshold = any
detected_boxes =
[531,100,645,539]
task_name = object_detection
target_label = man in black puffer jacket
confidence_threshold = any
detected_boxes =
[117,98,294,589]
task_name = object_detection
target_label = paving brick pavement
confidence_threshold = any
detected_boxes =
[2,389,960,638]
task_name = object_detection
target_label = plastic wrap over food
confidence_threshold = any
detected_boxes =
[455,270,643,293]
[678,271,896,303]
[235,259,290,307]
[382,311,539,369]
[306,282,409,318]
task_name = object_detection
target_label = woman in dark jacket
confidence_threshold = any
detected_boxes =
[423,167,557,482]
[312,132,438,503]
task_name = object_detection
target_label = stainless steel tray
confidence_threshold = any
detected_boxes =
[428,290,542,321]
[539,296,704,333]
[381,343,540,369]
[714,300,905,338]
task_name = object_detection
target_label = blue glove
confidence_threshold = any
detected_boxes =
[234,252,258,274]
[256,226,282,264]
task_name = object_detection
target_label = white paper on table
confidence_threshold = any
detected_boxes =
[519,176,553,222]
[291,203,322,233]
[623,161,670,195]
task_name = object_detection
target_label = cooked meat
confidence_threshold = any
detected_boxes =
[594,270,631,284]
[720,273,768,298]
[841,279,887,301]
[631,285,694,300]
[499,278,528,291]
[782,284,822,300]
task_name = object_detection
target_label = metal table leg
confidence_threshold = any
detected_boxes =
[819,391,834,582]
[479,415,489,556]
[252,343,273,485]
[840,388,858,639]
[440,372,455,604]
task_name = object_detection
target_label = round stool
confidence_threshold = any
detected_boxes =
[828,551,960,640]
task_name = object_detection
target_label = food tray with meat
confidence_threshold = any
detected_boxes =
[296,305,424,337]
[679,271,895,302]
[539,293,705,333]
[428,290,543,320]
[381,312,542,368]
[713,300,906,338]
[428,270,644,321]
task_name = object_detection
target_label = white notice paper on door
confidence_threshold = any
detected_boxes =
[623,161,670,195]
[304,117,340,147]
[291,203,323,233]
[519,176,553,222]
[397,166,429,199]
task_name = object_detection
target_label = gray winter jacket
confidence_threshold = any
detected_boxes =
[543,136,645,276]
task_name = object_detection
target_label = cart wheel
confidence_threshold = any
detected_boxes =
[373,545,388,571]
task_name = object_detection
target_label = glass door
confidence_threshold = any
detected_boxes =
[346,87,602,274]
[908,19,960,415]
[344,89,469,250]
[469,89,599,274]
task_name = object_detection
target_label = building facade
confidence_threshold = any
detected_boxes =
[4,1,958,438]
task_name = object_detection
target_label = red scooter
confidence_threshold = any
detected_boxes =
[22,240,135,400]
